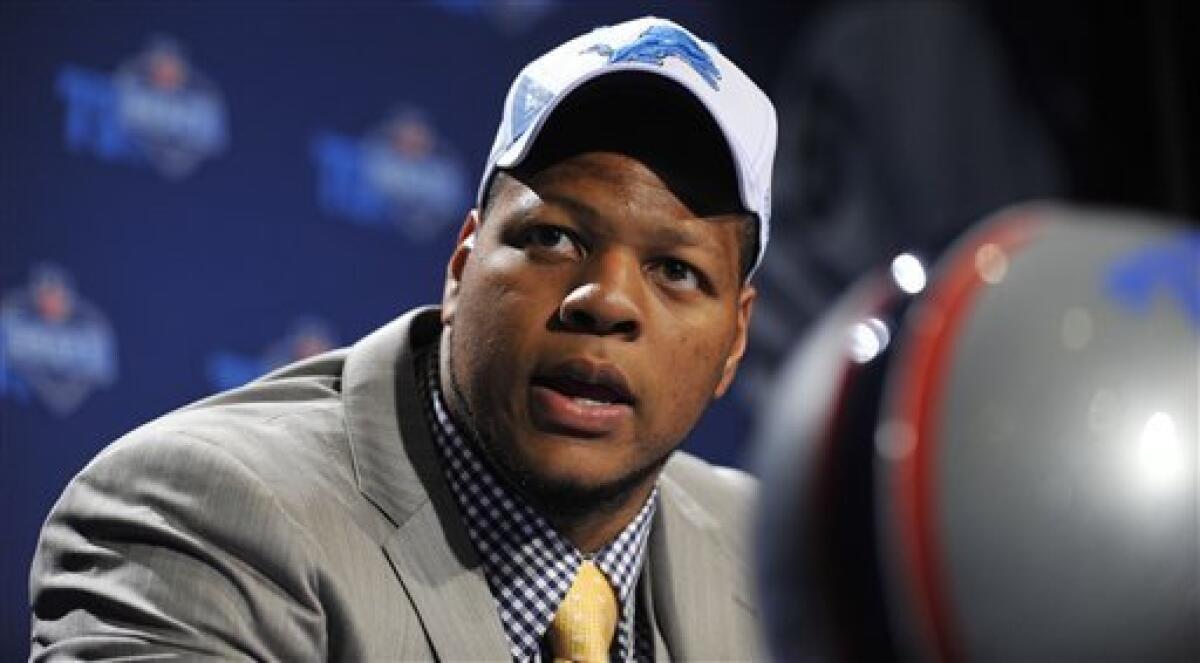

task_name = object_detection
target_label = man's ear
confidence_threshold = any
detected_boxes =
[441,209,480,326]
[713,284,756,398]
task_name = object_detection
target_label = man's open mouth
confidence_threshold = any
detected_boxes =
[528,360,635,436]
[530,374,634,407]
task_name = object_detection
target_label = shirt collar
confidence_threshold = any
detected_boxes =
[418,348,657,661]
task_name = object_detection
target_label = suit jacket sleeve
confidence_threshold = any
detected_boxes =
[30,429,327,661]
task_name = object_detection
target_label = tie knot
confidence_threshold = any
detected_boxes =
[549,560,618,663]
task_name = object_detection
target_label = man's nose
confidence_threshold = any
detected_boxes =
[558,251,642,340]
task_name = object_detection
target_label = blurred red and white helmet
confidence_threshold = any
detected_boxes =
[754,202,1199,661]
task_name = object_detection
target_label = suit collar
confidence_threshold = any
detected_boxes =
[341,307,510,659]
[342,306,441,527]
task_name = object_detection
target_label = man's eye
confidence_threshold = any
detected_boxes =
[521,225,579,257]
[531,226,566,247]
[655,259,701,290]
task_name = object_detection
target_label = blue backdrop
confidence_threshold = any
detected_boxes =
[0,2,757,654]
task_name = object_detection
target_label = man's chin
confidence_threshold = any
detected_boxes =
[486,443,667,520]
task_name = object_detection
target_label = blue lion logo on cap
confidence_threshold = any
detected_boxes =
[588,25,721,90]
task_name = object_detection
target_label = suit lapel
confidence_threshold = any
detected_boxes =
[384,500,511,660]
[648,471,757,661]
[343,307,509,660]
[638,558,673,662]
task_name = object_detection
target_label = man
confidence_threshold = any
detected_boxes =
[30,16,776,661]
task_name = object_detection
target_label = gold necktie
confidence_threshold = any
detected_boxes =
[548,560,618,663]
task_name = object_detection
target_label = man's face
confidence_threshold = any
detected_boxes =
[440,151,755,510]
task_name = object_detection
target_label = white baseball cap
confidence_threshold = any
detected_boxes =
[478,16,777,278]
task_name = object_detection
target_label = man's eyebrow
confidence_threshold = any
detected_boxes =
[645,222,713,249]
[537,193,718,249]
[536,193,599,223]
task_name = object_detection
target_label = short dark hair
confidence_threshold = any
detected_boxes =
[481,71,758,281]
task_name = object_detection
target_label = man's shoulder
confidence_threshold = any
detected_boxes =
[66,308,444,533]
[660,450,758,531]
[30,342,435,659]
[87,349,356,503]
[655,450,760,650]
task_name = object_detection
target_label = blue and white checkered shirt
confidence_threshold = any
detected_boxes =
[418,349,657,662]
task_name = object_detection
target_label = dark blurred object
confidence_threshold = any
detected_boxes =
[980,0,1199,215]
[730,0,1200,407]
[753,202,1199,661]
[740,1,1065,404]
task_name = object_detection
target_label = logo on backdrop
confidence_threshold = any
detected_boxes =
[206,318,338,391]
[312,107,468,242]
[0,265,118,415]
[56,35,229,179]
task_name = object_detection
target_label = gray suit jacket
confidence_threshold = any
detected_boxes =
[30,307,761,661]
